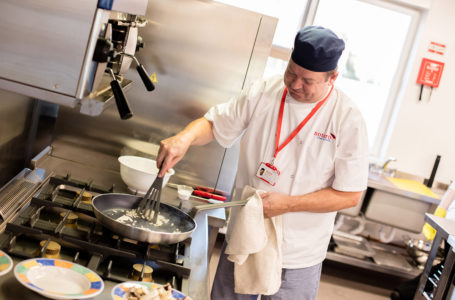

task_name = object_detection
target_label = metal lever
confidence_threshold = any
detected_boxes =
[120,53,155,91]
[189,199,249,217]
[108,69,133,120]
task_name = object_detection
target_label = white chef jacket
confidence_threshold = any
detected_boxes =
[204,75,369,268]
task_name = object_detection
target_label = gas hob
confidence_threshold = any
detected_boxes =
[0,171,191,293]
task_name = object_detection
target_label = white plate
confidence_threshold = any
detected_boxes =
[14,258,104,300]
[0,250,13,276]
[111,281,191,300]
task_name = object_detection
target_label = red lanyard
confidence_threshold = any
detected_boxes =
[273,85,334,163]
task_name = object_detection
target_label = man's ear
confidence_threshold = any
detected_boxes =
[329,71,339,85]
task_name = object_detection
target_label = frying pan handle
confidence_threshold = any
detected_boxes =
[191,199,249,214]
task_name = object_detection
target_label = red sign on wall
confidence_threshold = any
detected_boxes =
[428,41,446,56]
[416,58,445,88]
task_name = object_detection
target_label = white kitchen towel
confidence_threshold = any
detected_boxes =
[225,185,283,295]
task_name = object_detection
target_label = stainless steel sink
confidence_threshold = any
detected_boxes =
[339,165,446,233]
[367,170,442,203]
[364,170,443,233]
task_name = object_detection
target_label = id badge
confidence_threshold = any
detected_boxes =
[256,162,280,186]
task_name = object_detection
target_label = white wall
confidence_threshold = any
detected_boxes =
[385,0,455,184]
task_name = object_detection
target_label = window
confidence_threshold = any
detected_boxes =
[312,0,419,155]
[215,0,421,156]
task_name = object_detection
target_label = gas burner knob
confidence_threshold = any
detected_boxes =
[75,191,93,204]
[39,240,61,259]
[60,212,79,228]
[131,264,153,282]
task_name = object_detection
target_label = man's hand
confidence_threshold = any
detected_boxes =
[156,134,192,177]
[156,117,214,177]
[260,192,291,218]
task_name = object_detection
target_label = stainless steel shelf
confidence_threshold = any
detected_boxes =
[325,250,421,280]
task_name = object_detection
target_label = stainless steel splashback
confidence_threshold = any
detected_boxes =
[0,89,35,186]
[51,0,277,195]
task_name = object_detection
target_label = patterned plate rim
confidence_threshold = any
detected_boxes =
[111,281,191,300]
[14,258,104,299]
[0,250,13,276]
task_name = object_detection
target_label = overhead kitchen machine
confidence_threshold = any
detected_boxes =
[0,0,154,119]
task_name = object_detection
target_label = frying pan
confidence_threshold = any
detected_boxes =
[92,193,248,244]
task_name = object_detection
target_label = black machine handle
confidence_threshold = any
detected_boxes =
[136,64,155,91]
[110,79,133,120]
[118,52,155,92]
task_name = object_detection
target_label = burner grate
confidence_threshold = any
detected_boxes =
[0,175,192,289]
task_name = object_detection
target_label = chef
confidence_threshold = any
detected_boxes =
[157,25,369,300]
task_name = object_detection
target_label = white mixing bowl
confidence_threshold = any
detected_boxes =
[118,156,175,194]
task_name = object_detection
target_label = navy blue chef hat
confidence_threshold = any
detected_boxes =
[291,26,345,72]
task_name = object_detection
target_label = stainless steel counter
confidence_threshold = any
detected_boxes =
[326,238,421,281]
[172,189,226,300]
[367,173,440,205]
[152,186,226,300]
[341,171,442,220]
[361,173,443,233]
[425,213,455,241]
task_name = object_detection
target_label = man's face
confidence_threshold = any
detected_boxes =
[283,59,338,103]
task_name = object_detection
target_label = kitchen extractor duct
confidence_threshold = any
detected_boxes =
[0,0,155,119]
